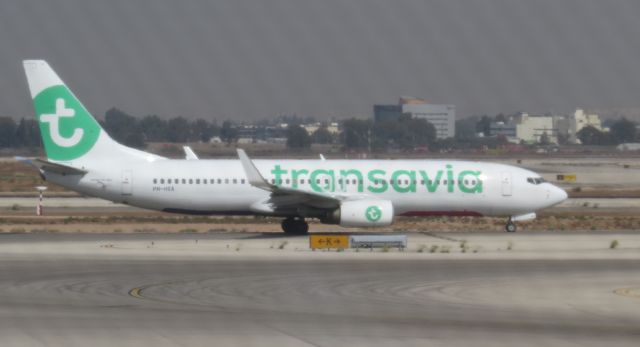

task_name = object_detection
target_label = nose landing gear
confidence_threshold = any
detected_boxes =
[281,217,309,235]
[505,218,517,233]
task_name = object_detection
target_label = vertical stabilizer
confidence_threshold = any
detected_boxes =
[23,60,164,164]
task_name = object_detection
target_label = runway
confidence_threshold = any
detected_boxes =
[0,233,639,346]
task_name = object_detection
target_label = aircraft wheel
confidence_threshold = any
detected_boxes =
[282,217,309,235]
[506,221,517,233]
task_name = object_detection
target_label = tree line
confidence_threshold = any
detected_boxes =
[1,108,439,152]
[577,118,638,145]
[2,108,636,152]
[456,113,638,145]
[0,117,41,149]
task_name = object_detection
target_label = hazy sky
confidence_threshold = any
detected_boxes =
[1,0,640,121]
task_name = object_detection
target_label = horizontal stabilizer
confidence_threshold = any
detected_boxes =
[16,156,87,175]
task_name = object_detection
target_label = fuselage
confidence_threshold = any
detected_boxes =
[21,60,568,230]
[47,158,567,218]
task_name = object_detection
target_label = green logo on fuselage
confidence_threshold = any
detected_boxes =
[365,206,382,222]
[33,85,100,161]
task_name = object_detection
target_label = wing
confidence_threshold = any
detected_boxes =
[237,149,354,214]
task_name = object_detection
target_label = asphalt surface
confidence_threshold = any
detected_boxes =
[0,233,639,346]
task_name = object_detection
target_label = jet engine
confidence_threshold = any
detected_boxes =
[322,199,394,227]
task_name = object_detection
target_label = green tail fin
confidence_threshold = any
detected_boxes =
[23,60,103,161]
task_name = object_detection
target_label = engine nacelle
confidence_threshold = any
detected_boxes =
[327,199,394,227]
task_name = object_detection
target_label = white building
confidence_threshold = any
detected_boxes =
[514,113,557,144]
[399,97,455,139]
[302,122,340,136]
[555,109,602,144]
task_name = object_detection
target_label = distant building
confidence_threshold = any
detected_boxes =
[515,113,557,144]
[555,109,602,144]
[489,122,517,139]
[373,105,403,123]
[302,122,340,136]
[489,113,557,144]
[373,97,455,139]
[236,124,287,143]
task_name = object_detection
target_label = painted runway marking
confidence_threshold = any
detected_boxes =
[613,287,640,299]
[128,286,146,299]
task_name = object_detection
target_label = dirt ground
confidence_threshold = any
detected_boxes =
[1,212,639,233]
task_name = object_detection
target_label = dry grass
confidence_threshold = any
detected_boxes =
[0,162,69,194]
[1,213,639,233]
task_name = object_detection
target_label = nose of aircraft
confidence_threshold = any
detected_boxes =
[547,185,568,206]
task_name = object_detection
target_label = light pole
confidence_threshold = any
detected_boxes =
[35,186,47,216]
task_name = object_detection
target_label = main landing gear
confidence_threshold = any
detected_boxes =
[281,217,309,235]
[505,218,517,233]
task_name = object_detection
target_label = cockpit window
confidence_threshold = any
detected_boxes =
[527,177,546,185]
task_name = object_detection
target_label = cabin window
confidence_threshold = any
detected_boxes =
[233,179,237,184]
[195,179,200,184]
[182,179,186,184]
[189,179,193,184]
[153,179,157,184]
[241,179,245,184]
[225,179,229,184]
[168,179,172,184]
[160,179,165,184]
[285,179,290,184]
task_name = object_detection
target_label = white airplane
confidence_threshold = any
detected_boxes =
[19,60,567,234]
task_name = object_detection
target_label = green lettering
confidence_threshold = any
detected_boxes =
[339,169,364,192]
[271,165,288,186]
[419,170,443,193]
[309,169,335,192]
[446,164,454,193]
[458,170,483,193]
[367,169,388,193]
[291,169,309,188]
[391,170,416,193]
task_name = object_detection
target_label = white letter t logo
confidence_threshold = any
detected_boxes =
[41,98,84,147]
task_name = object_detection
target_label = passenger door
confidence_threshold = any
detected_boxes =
[501,172,512,196]
[121,170,133,196]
